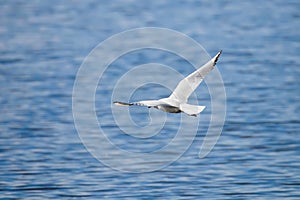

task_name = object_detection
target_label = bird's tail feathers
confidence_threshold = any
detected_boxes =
[180,104,206,116]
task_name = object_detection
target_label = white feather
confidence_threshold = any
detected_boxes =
[114,51,222,116]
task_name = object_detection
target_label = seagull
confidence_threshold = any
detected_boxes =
[113,50,222,117]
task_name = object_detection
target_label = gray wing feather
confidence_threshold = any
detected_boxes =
[169,51,222,103]
[114,100,160,107]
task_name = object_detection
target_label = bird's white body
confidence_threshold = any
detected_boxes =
[114,51,222,116]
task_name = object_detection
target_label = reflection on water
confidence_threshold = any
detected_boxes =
[1,0,300,199]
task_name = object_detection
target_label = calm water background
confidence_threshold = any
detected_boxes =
[1,0,300,199]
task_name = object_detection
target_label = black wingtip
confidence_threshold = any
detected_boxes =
[213,50,222,66]
[113,101,133,106]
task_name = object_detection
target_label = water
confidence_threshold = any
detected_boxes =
[1,0,300,199]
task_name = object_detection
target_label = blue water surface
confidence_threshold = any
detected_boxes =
[0,0,300,199]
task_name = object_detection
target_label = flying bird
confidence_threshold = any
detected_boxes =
[113,51,222,116]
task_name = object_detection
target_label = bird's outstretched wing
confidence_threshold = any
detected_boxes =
[113,100,160,108]
[169,51,222,103]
